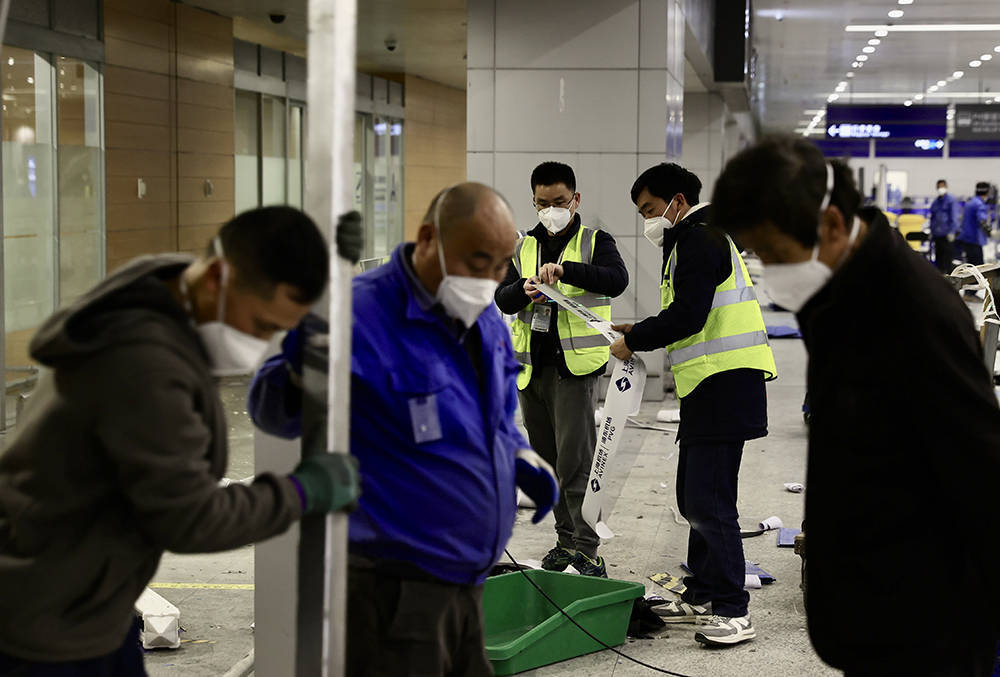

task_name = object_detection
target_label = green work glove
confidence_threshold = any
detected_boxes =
[290,453,360,515]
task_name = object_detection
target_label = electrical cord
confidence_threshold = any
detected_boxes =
[504,549,694,677]
[952,263,1000,327]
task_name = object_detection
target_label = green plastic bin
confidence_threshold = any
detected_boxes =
[482,570,643,675]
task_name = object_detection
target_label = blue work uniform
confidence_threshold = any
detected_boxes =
[349,243,525,585]
[958,196,990,247]
[929,193,960,237]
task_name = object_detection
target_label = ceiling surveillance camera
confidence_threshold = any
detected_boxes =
[385,37,398,52]
[269,13,286,24]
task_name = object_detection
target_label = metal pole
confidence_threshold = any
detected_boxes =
[299,1,356,675]
[0,0,13,431]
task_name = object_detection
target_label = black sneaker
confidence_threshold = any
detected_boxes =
[572,552,607,578]
[540,545,576,572]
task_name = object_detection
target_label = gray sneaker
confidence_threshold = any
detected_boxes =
[694,614,755,646]
[651,600,713,624]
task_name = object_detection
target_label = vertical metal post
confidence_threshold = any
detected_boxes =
[0,0,13,430]
[299,1,356,675]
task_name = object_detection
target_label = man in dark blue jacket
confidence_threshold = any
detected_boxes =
[250,183,558,676]
[957,181,992,266]
[929,179,960,272]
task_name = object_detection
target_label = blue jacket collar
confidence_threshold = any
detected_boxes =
[390,243,471,339]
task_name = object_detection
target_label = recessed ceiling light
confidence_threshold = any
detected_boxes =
[954,70,965,78]
[846,72,855,78]
[847,24,1000,32]
[937,80,947,86]
[868,38,881,45]
[904,100,913,106]
[5,58,12,66]
[970,60,982,67]
[995,45,1000,52]
[915,94,924,100]
[863,46,876,53]
[928,85,939,92]
[828,94,840,102]
[995,96,1000,102]
[857,55,869,61]
[838,81,848,87]
[852,61,861,68]
[875,30,889,37]
[887,10,904,18]
[981,54,993,60]
[898,0,914,4]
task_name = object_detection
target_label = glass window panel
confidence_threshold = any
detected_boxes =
[260,95,285,206]
[234,90,259,213]
[353,112,365,217]
[3,47,56,380]
[56,56,103,307]
[287,105,303,209]
[387,118,404,252]
[371,115,389,259]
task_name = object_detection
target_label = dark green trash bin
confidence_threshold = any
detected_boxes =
[482,570,643,675]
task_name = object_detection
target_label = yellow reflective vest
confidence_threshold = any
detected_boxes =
[661,231,777,398]
[511,226,611,390]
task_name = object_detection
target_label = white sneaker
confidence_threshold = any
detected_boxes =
[694,614,755,646]
[651,600,713,624]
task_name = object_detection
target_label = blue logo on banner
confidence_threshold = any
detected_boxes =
[591,479,601,492]
[616,377,631,392]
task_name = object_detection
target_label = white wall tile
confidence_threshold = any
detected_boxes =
[611,234,638,321]
[494,70,639,153]
[494,0,639,69]
[668,0,686,81]
[638,70,668,158]
[575,153,643,238]
[636,235,665,319]
[466,152,494,185]
[467,69,495,151]
[467,0,495,68]
[639,0,668,69]
[493,152,579,229]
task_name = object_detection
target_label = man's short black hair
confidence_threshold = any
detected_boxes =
[710,135,861,248]
[530,162,576,193]
[976,181,990,195]
[857,205,891,230]
[937,179,948,186]
[630,163,701,206]
[215,206,329,304]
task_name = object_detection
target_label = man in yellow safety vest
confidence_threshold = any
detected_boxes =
[610,163,776,647]
[495,162,628,577]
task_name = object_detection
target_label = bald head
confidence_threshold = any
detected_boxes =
[413,182,518,297]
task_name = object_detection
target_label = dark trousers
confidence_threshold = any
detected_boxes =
[518,367,600,558]
[0,622,146,677]
[959,240,985,266]
[842,636,998,676]
[934,236,956,272]
[346,566,493,677]
[676,441,749,618]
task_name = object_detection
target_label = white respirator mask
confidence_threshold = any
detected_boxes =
[434,189,499,327]
[938,187,948,196]
[181,238,271,376]
[643,197,677,247]
[763,164,859,313]
[537,203,573,234]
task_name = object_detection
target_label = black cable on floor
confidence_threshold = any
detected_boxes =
[504,549,695,677]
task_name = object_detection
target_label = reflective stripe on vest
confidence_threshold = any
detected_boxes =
[511,226,611,389]
[662,230,777,398]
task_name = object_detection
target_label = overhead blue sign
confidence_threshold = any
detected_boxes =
[826,105,947,139]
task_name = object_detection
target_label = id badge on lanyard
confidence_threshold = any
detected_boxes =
[531,304,553,333]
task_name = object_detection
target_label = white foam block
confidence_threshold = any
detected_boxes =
[135,587,181,650]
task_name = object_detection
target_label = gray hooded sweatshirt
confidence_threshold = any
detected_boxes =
[0,255,302,661]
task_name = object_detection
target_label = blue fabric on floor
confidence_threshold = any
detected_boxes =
[766,325,802,339]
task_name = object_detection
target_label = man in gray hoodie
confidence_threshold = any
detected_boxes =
[0,206,359,674]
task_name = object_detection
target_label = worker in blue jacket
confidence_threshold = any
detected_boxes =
[250,182,558,676]
[957,182,992,267]
[929,179,960,272]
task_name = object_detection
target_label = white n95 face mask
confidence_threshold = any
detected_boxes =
[643,197,676,247]
[763,164,859,313]
[181,238,271,376]
[537,205,573,234]
[434,191,499,327]
[938,187,948,196]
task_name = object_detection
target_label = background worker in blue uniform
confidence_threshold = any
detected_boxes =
[929,178,960,272]
[251,183,558,676]
[711,135,1000,676]
[0,207,360,676]
[608,163,776,647]
[494,162,628,578]
[957,181,992,267]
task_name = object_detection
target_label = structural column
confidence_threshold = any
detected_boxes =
[467,0,687,398]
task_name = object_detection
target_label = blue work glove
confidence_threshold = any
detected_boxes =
[289,453,361,515]
[515,449,558,524]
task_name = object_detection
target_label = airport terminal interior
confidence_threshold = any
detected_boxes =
[1,0,999,675]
